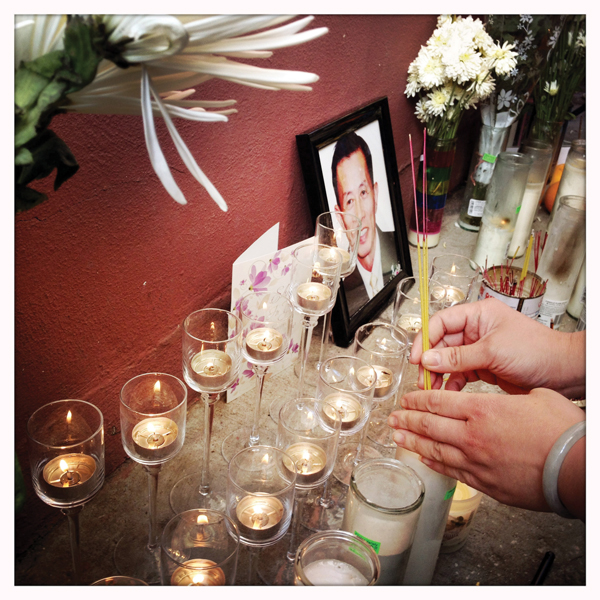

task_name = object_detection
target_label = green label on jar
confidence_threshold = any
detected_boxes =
[482,153,496,163]
[516,205,521,214]
[354,531,381,554]
[444,485,457,501]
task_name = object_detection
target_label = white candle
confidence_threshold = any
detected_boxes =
[282,442,327,486]
[318,247,349,274]
[191,349,232,388]
[245,327,284,362]
[357,365,394,398]
[235,494,284,541]
[508,182,544,258]
[296,282,332,312]
[395,313,422,345]
[40,453,98,501]
[322,393,363,431]
[472,219,513,268]
[170,559,226,586]
[132,416,178,460]
[301,559,369,586]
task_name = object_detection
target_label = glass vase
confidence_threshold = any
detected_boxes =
[458,124,511,232]
[472,152,533,269]
[548,139,585,228]
[408,136,457,248]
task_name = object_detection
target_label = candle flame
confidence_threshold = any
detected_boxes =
[451,263,457,274]
[66,411,72,424]
[147,423,155,434]
[154,380,161,394]
[211,322,215,331]
[60,459,68,472]
[197,515,209,525]
[192,574,205,585]
[261,453,269,464]
[262,302,267,310]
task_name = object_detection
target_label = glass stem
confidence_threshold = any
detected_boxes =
[144,463,162,550]
[317,477,334,509]
[316,275,344,370]
[354,421,370,466]
[249,365,268,446]
[286,490,305,562]
[200,392,219,496]
[61,505,83,584]
[297,315,318,397]
[248,547,260,585]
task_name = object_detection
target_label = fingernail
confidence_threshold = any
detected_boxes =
[387,415,398,428]
[422,350,441,367]
[393,431,405,445]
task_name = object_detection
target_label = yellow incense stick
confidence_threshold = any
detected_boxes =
[520,234,534,282]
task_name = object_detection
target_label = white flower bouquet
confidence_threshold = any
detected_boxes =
[405,15,517,140]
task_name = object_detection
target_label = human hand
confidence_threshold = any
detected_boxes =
[410,297,585,396]
[388,387,585,518]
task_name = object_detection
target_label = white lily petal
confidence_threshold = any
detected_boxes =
[141,67,187,205]
[183,15,293,44]
[147,74,228,211]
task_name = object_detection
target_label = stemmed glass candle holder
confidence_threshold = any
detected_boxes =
[259,398,342,585]
[170,308,243,514]
[226,445,297,584]
[270,241,343,421]
[115,373,187,583]
[221,292,293,462]
[27,399,105,584]
[305,356,376,531]
[429,254,481,308]
[161,509,240,586]
[294,531,380,586]
[334,322,409,485]
[311,211,361,382]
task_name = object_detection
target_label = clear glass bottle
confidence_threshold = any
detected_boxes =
[458,124,511,231]
[567,257,586,319]
[472,152,533,269]
[508,139,553,258]
[548,139,585,228]
[537,196,586,329]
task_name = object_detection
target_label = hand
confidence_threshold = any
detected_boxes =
[388,387,585,519]
[411,297,585,397]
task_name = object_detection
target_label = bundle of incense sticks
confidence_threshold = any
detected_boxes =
[483,230,548,298]
[409,130,432,391]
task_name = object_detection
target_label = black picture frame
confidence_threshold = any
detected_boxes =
[296,97,413,347]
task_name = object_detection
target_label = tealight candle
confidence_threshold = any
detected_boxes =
[396,313,422,345]
[191,349,232,388]
[296,282,332,312]
[132,417,178,461]
[431,286,466,306]
[283,442,327,486]
[41,453,97,501]
[319,247,350,274]
[322,393,363,431]
[235,494,284,541]
[357,365,394,398]
[170,559,226,586]
[245,327,284,362]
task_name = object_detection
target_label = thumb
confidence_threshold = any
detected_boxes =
[421,344,484,374]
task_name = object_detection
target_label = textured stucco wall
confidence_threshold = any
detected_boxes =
[15,14,477,549]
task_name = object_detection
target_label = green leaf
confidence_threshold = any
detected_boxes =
[15,183,48,213]
[14,67,48,110]
[15,147,33,166]
[24,49,64,79]
[63,15,102,93]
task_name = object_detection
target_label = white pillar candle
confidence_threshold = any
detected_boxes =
[508,182,544,258]
[301,560,369,586]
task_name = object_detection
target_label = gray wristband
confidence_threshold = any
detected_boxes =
[542,421,585,519]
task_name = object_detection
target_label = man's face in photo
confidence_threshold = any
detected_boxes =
[335,149,379,272]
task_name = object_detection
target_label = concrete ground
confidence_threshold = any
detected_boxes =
[14,190,585,586]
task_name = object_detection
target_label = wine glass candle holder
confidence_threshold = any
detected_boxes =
[170,308,243,514]
[161,509,240,586]
[27,399,105,584]
[115,372,187,583]
[429,253,481,307]
[221,292,293,462]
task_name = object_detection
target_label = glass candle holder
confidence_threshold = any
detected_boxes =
[341,458,424,585]
[548,139,585,227]
[226,446,296,548]
[91,576,148,586]
[537,195,586,329]
[440,481,483,554]
[294,530,380,586]
[508,139,553,258]
[160,509,240,586]
[472,152,533,268]
[567,257,586,320]
[429,253,481,306]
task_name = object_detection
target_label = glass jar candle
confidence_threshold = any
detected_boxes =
[567,257,586,320]
[537,196,586,329]
[472,152,533,268]
[548,139,585,227]
[341,458,424,585]
[440,481,483,553]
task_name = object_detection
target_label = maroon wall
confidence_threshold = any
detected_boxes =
[15,15,476,550]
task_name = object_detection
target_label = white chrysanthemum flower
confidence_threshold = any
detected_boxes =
[415,98,429,123]
[16,15,328,210]
[492,41,518,76]
[437,15,453,28]
[414,48,446,89]
[576,31,586,48]
[544,80,560,96]
[425,88,450,116]
[443,46,482,84]
[469,71,495,99]
[405,72,422,97]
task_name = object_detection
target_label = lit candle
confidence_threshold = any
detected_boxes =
[322,393,363,431]
[191,349,232,388]
[431,285,466,307]
[357,365,394,398]
[41,453,97,500]
[283,443,327,485]
[235,494,284,541]
[300,559,370,586]
[319,247,350,274]
[170,559,226,586]
[245,327,284,362]
[132,417,178,461]
[396,313,422,345]
[296,282,332,312]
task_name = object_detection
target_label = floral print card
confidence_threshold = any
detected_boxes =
[227,226,312,402]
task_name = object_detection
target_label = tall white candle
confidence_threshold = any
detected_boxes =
[508,182,544,258]
[301,560,369,586]
[472,219,513,268]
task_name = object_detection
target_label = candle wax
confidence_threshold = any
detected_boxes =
[191,349,232,389]
[318,247,351,275]
[132,417,178,461]
[357,365,393,398]
[322,393,362,431]
[42,453,96,488]
[170,559,226,586]
[283,442,327,486]
[235,494,284,540]
[296,282,332,312]
[301,559,369,586]
[396,313,422,345]
[245,327,284,362]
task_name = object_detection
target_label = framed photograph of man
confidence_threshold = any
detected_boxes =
[296,97,412,346]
